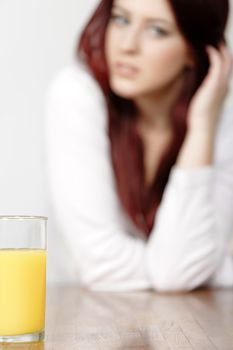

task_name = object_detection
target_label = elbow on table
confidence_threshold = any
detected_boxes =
[151,272,197,292]
[146,239,220,292]
[149,259,218,293]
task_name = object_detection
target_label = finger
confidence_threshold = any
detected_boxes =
[219,43,233,78]
[205,45,223,87]
[218,44,233,97]
[205,45,230,99]
[207,45,232,87]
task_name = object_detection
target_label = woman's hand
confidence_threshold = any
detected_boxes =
[176,43,232,169]
[187,43,233,135]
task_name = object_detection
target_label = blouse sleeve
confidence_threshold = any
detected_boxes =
[44,65,233,292]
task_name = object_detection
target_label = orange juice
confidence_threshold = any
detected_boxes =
[0,249,47,336]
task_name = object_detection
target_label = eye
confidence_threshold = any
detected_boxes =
[147,26,168,37]
[110,14,129,26]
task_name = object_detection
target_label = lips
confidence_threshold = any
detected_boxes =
[114,62,140,77]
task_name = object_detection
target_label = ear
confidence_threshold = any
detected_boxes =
[185,47,195,69]
[187,60,195,70]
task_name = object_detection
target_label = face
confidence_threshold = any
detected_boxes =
[104,0,194,99]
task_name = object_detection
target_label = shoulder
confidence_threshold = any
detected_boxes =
[45,61,107,129]
[215,105,233,163]
[46,60,104,102]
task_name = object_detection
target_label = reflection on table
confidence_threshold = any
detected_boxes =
[0,343,44,350]
[1,285,233,350]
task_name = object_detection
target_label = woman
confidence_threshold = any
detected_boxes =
[45,0,233,291]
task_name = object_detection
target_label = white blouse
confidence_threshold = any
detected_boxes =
[44,61,233,291]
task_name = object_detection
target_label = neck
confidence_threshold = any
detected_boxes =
[134,74,185,131]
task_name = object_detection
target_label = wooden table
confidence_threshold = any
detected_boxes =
[1,285,233,350]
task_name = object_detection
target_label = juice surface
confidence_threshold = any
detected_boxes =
[0,249,47,336]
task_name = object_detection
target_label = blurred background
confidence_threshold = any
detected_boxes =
[0,0,99,216]
[0,1,233,282]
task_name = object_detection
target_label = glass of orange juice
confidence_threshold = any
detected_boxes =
[0,216,47,343]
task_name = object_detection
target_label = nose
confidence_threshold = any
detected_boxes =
[119,26,140,53]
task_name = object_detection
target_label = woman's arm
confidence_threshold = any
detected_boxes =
[146,44,233,291]
[45,66,152,291]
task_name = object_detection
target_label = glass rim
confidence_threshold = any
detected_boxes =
[0,215,48,221]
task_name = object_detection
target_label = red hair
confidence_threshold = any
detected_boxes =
[77,0,229,237]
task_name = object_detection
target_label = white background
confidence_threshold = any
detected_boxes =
[0,0,232,216]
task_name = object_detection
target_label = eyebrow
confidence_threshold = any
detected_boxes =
[112,4,173,26]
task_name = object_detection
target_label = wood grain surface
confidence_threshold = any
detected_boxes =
[1,285,233,350]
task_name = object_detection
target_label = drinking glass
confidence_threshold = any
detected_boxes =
[0,216,47,343]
